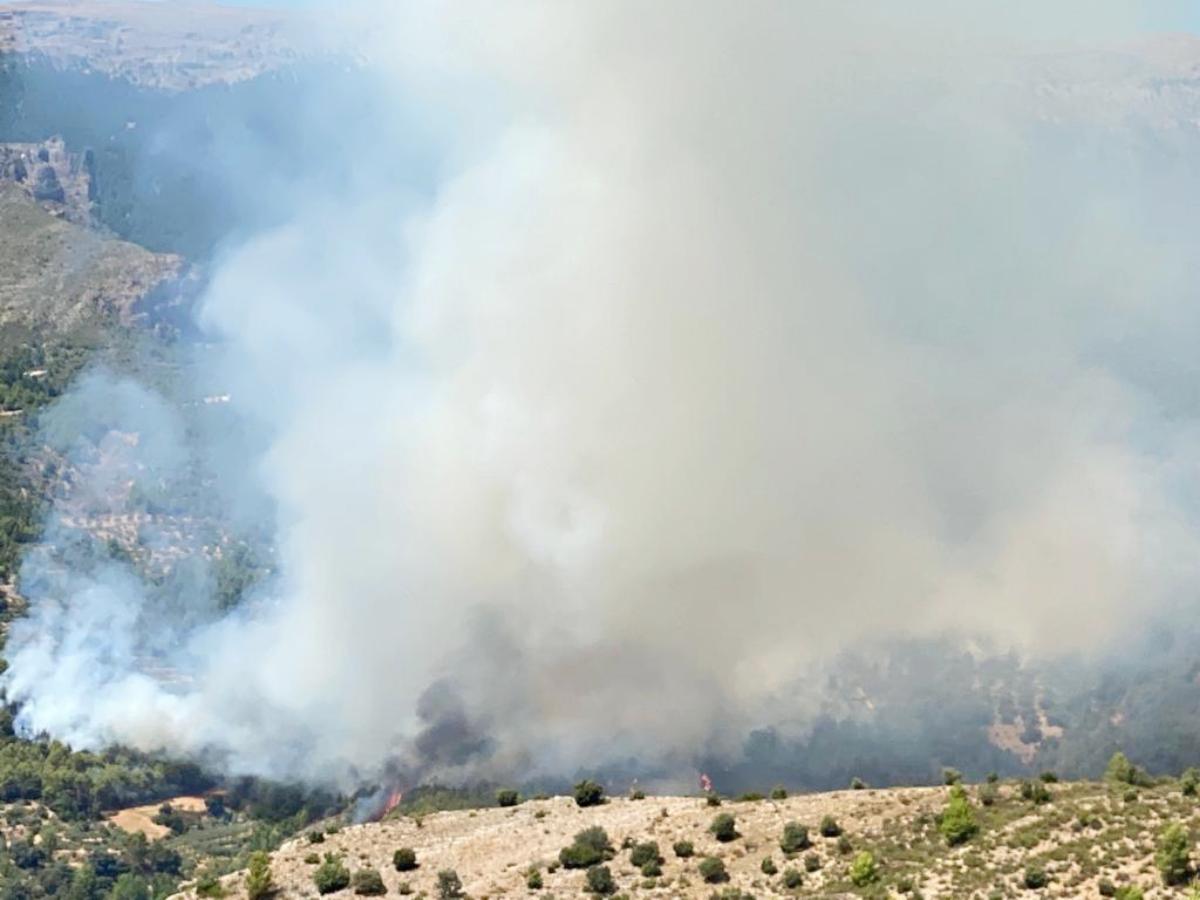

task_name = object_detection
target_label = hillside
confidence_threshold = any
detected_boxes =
[0,179,182,330]
[172,777,1200,899]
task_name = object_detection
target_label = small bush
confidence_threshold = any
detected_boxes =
[629,788,646,800]
[1038,771,1058,783]
[942,767,963,786]
[1019,780,1051,804]
[848,851,877,887]
[780,821,810,854]
[739,791,764,802]
[761,857,777,875]
[574,780,606,807]
[803,853,821,872]
[850,777,867,790]
[1106,752,1151,787]
[526,869,543,890]
[698,857,728,884]
[1098,880,1116,897]
[629,842,662,868]
[393,849,418,872]
[309,831,326,844]
[819,815,842,838]
[978,782,998,806]
[710,813,738,842]
[585,865,616,895]
[673,840,695,858]
[305,854,321,865]
[782,867,803,889]
[939,784,979,846]
[836,835,853,855]
[985,772,999,784]
[352,869,387,896]
[1114,888,1144,900]
[436,869,463,899]
[1156,823,1191,886]
[705,791,722,807]
[314,855,351,895]
[1023,866,1047,890]
[770,786,788,800]
[1182,768,1200,797]
[560,826,613,869]
[496,789,520,807]
[246,851,274,900]
[640,859,661,877]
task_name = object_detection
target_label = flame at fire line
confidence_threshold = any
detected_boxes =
[352,785,404,824]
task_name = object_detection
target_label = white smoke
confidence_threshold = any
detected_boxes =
[5,1,1200,784]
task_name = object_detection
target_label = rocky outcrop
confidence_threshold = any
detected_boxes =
[0,136,93,223]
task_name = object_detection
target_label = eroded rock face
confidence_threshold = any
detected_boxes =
[0,137,93,224]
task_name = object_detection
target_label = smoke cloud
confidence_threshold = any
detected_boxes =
[5,1,1200,786]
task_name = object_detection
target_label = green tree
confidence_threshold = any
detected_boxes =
[246,851,274,900]
[109,874,150,900]
[1156,823,1191,886]
[939,784,979,846]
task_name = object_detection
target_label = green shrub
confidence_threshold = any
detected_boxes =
[1019,780,1051,804]
[803,853,821,872]
[985,772,999,784]
[705,791,722,807]
[630,842,662,868]
[1156,823,1191,886]
[196,871,226,898]
[710,813,738,842]
[393,848,418,872]
[819,816,842,838]
[561,826,613,869]
[1114,888,1144,900]
[585,865,615,895]
[314,855,351,895]
[1182,768,1200,797]
[629,787,646,800]
[739,791,764,802]
[526,869,543,890]
[309,831,326,844]
[770,786,788,800]
[836,834,853,855]
[1023,866,1047,890]
[939,784,978,846]
[780,821,810,854]
[1098,880,1116,897]
[305,853,321,865]
[673,840,695,858]
[1038,770,1058,783]
[574,780,605,807]
[352,869,387,896]
[782,867,803,889]
[1106,752,1150,787]
[850,777,867,790]
[978,782,998,806]
[640,859,661,877]
[942,767,962,786]
[246,851,274,900]
[698,857,728,884]
[496,789,520,807]
[761,857,777,875]
[848,851,877,887]
[436,869,462,899]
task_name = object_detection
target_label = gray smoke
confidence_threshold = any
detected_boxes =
[5,1,1200,786]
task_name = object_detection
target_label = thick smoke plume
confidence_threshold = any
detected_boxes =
[5,1,1200,786]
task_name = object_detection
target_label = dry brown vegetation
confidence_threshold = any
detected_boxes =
[171,779,1200,898]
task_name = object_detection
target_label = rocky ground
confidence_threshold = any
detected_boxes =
[169,779,1200,899]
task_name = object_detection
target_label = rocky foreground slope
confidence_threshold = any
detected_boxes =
[173,779,1200,899]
